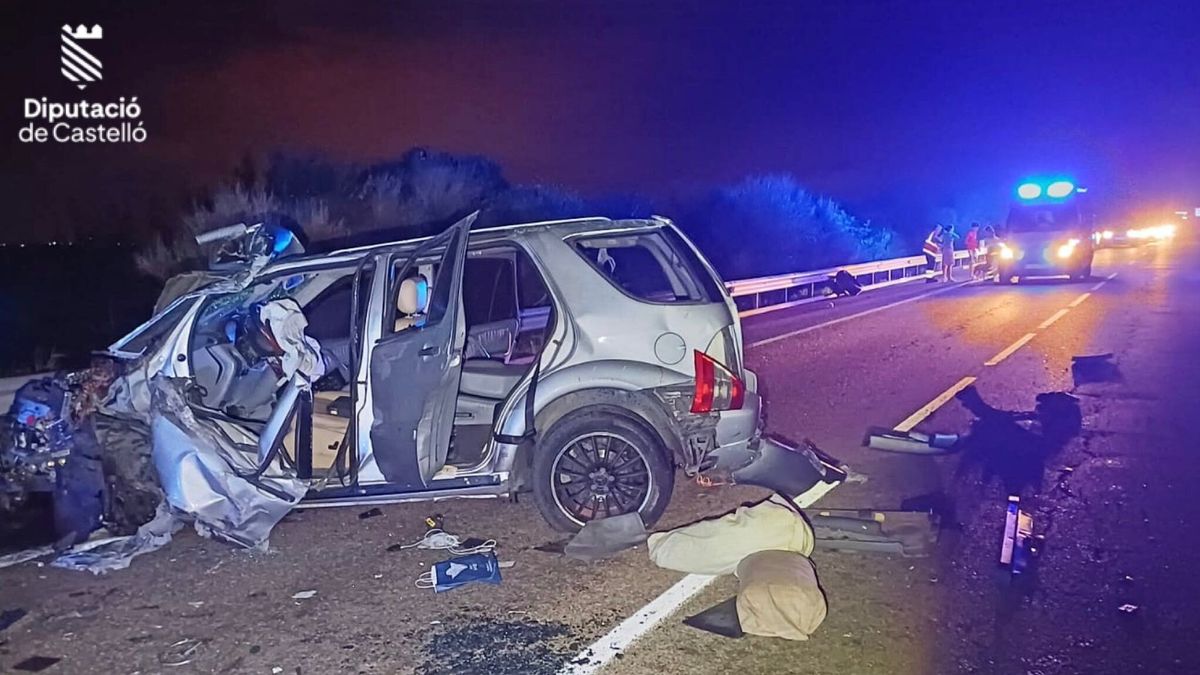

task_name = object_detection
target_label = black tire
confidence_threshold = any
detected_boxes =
[531,408,674,532]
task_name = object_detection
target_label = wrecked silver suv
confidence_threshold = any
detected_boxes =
[2,214,766,548]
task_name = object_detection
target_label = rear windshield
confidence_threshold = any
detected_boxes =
[573,228,724,304]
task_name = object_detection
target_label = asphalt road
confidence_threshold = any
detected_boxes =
[1,237,1195,675]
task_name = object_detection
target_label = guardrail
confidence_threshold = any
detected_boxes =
[726,250,978,317]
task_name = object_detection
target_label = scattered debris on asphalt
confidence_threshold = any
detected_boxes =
[0,607,28,633]
[999,495,1036,575]
[159,638,206,667]
[720,437,848,501]
[955,386,1082,494]
[358,507,384,520]
[393,527,496,555]
[563,512,647,562]
[12,655,62,672]
[416,551,502,593]
[810,508,939,557]
[864,427,959,454]
[291,590,317,600]
[1117,603,1140,615]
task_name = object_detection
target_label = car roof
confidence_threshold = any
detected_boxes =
[264,216,673,274]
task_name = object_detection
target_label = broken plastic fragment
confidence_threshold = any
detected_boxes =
[291,590,318,600]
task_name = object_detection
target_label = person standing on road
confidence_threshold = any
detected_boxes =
[923,223,944,282]
[981,222,1000,277]
[965,222,982,280]
[940,224,958,282]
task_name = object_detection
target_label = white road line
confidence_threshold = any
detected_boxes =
[1037,308,1070,329]
[893,376,977,432]
[558,573,717,674]
[747,283,961,349]
[1089,272,1117,292]
[1068,292,1091,308]
[984,332,1037,367]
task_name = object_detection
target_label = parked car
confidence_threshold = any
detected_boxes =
[3,215,763,539]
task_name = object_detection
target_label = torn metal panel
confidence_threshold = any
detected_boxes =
[150,377,304,548]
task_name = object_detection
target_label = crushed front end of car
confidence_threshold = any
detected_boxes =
[1,222,310,571]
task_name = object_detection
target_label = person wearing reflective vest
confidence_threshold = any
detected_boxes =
[923,224,944,282]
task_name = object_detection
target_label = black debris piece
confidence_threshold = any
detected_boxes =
[564,512,647,562]
[829,269,863,297]
[683,596,744,638]
[358,508,384,520]
[1071,353,1121,385]
[13,656,63,672]
[0,608,28,633]
[532,539,568,555]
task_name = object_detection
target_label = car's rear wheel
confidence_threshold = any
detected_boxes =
[532,409,674,532]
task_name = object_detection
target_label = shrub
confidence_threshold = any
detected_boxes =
[678,174,897,279]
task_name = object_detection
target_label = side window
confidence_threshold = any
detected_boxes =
[463,257,517,326]
[573,230,722,304]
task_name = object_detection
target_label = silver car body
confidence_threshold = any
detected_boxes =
[107,216,761,515]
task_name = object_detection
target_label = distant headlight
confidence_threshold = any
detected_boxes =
[1057,243,1076,259]
[1102,230,1114,240]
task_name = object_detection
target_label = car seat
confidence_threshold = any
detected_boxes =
[395,275,429,332]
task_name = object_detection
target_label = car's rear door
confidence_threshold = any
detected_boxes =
[367,213,473,488]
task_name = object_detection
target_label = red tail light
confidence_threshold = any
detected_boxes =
[691,350,745,413]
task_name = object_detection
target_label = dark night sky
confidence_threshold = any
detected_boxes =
[3,0,1197,243]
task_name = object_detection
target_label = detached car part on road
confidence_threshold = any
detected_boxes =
[3,214,775,549]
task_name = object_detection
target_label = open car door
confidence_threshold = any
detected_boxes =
[367,213,474,488]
